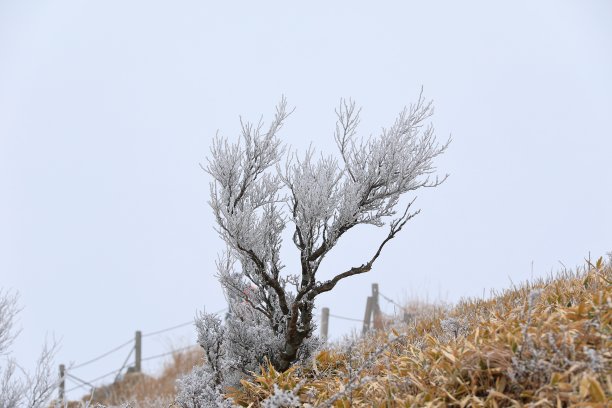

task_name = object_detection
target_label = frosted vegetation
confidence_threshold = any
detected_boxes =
[177,95,449,406]
[3,259,610,407]
[3,96,609,407]
[0,290,58,408]
[1,95,449,407]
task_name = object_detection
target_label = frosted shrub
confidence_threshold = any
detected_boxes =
[89,398,174,408]
[178,94,448,403]
[175,365,235,408]
[195,300,283,388]
[260,385,302,408]
[440,317,468,340]
[583,346,604,372]
[0,290,58,408]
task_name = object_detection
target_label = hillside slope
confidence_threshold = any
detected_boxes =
[71,257,611,407]
[233,257,611,407]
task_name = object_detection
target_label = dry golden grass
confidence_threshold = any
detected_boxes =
[75,346,203,406]
[231,257,611,407]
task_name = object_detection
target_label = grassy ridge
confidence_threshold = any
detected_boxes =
[232,258,611,407]
[78,257,611,407]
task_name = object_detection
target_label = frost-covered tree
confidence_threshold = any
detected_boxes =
[0,290,58,408]
[184,93,448,404]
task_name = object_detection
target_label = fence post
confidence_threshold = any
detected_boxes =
[403,312,414,324]
[372,283,380,314]
[372,283,382,330]
[321,307,329,341]
[135,330,142,373]
[58,364,65,403]
[362,296,373,334]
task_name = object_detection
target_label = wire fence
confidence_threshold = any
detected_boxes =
[329,313,362,322]
[60,287,399,400]
[68,308,226,372]
[61,308,226,398]
[379,291,406,310]
[66,368,122,393]
[70,338,133,370]
[142,321,194,338]
[141,344,198,363]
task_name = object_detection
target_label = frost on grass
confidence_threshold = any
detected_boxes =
[230,259,611,406]
[260,384,302,408]
[80,398,175,408]
[175,365,235,408]
[440,317,468,341]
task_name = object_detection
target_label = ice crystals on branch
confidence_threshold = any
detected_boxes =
[177,93,449,406]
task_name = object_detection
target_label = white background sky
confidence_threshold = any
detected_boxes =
[1,0,611,401]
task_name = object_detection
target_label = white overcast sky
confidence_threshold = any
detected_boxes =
[1,0,611,400]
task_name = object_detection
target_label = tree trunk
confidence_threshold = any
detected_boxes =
[277,337,304,372]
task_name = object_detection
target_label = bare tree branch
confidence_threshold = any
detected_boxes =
[0,291,58,408]
[196,93,448,378]
[309,201,419,298]
[0,290,20,356]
